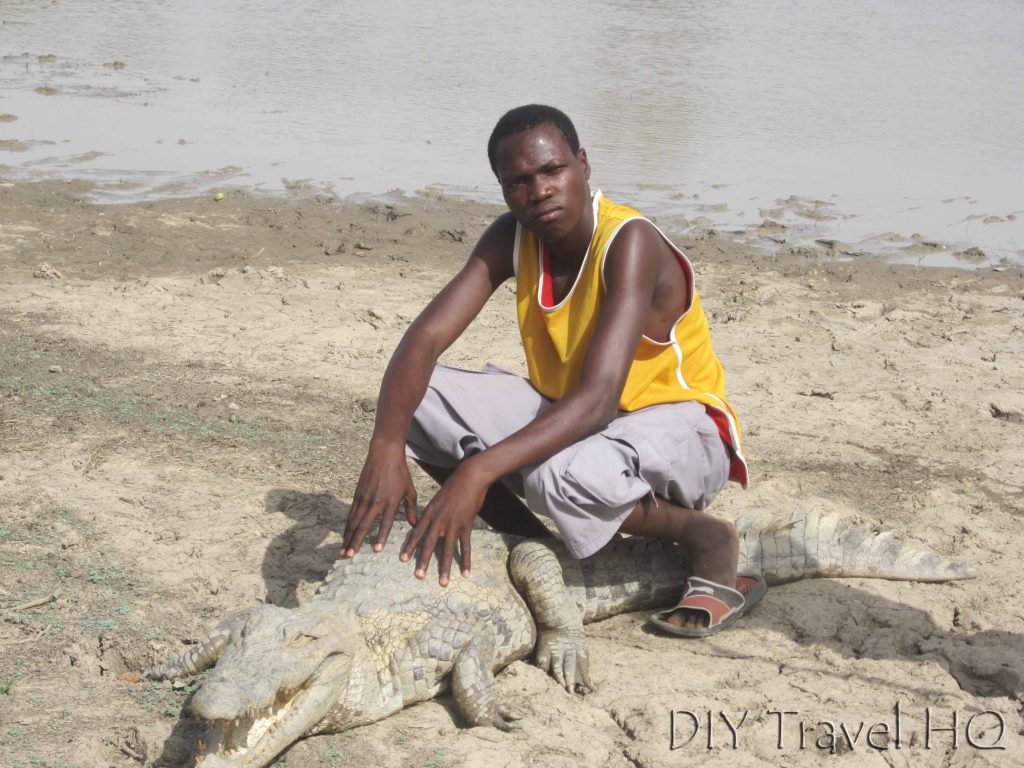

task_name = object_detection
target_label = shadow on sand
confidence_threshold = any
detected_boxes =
[260,488,350,608]
[642,577,1024,705]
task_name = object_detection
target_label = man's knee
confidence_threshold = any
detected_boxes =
[523,437,644,516]
[522,457,573,516]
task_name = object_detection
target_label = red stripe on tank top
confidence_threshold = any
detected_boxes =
[540,244,554,308]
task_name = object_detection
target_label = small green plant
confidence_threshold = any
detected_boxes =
[184,671,208,696]
[428,752,447,768]
[87,565,120,583]
[1,678,14,695]
[77,616,116,633]
[29,384,56,399]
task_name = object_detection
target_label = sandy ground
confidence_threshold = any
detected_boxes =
[1,179,1023,768]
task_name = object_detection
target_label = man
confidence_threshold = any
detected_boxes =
[340,105,761,636]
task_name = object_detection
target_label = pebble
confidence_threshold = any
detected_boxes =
[48,365,63,374]
[33,263,61,279]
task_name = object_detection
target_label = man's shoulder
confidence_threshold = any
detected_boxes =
[467,212,519,280]
[597,193,646,226]
[479,211,519,245]
[601,210,685,282]
[603,214,667,258]
[598,196,685,262]
[474,211,519,252]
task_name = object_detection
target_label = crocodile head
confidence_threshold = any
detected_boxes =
[189,603,358,768]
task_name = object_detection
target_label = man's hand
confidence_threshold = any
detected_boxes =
[342,443,417,557]
[400,461,489,586]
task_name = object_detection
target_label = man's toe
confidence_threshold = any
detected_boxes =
[664,607,709,629]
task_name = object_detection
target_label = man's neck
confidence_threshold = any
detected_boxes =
[545,192,595,266]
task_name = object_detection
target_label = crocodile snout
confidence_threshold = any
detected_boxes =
[191,684,249,722]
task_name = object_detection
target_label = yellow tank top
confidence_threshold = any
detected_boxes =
[514,191,747,486]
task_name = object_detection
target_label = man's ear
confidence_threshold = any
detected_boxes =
[578,148,591,180]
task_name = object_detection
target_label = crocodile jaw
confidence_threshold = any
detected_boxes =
[195,654,351,768]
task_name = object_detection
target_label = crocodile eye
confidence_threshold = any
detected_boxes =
[286,632,316,648]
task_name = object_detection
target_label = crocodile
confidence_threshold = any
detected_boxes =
[146,508,970,768]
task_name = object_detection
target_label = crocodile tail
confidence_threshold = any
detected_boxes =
[736,508,975,585]
[553,536,688,623]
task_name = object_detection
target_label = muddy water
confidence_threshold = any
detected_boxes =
[1,0,1022,264]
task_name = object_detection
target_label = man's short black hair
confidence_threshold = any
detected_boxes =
[487,104,580,175]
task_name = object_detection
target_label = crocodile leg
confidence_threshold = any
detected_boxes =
[145,609,254,680]
[509,539,593,693]
[398,617,523,730]
[450,634,520,731]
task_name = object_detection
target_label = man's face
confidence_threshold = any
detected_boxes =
[493,122,591,245]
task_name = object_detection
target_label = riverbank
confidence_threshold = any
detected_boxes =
[1,179,1022,767]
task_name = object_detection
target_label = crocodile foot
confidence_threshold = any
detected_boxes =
[477,702,522,732]
[535,628,593,694]
[451,635,522,730]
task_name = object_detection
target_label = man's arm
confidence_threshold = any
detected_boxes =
[340,213,517,557]
[401,219,669,583]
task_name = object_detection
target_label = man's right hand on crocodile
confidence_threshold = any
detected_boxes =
[398,458,491,586]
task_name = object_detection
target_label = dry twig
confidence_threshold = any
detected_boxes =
[8,590,59,612]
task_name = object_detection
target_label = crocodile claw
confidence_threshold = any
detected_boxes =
[463,697,521,731]
[490,703,522,732]
[535,629,593,695]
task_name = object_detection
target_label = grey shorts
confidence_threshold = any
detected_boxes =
[405,365,730,559]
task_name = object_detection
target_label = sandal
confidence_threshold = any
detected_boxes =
[647,574,767,637]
